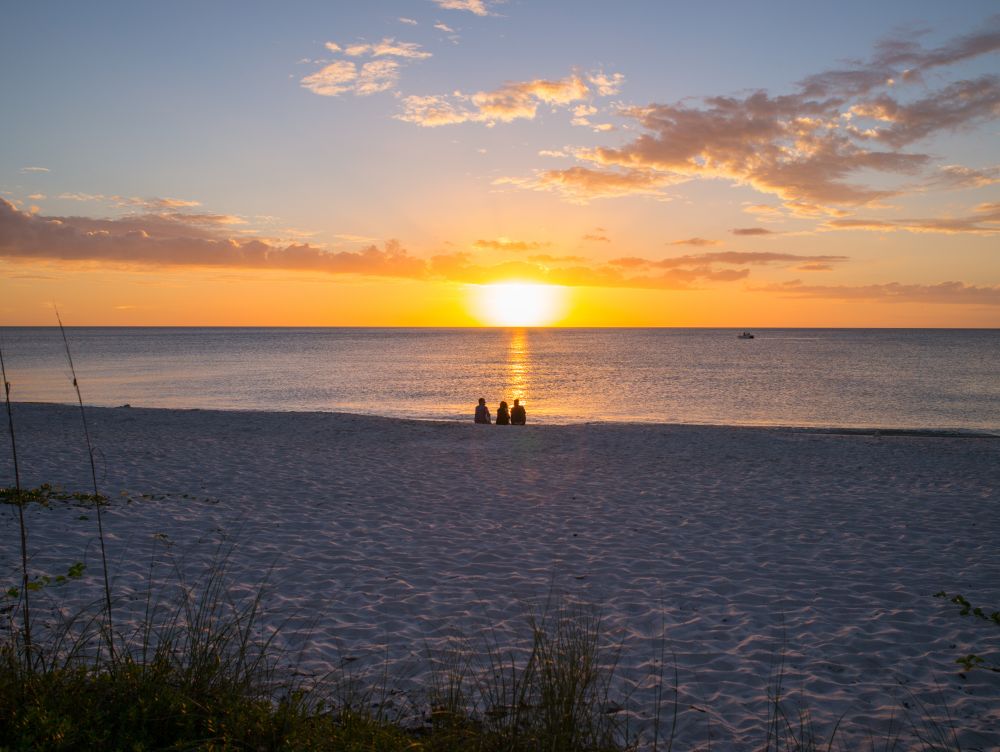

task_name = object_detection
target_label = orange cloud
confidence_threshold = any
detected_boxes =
[758,279,1000,305]
[473,238,549,252]
[742,204,785,218]
[927,164,1000,190]
[611,251,848,269]
[528,253,588,264]
[731,227,780,236]
[429,252,750,289]
[0,199,428,279]
[0,200,805,292]
[432,0,490,15]
[7,202,988,304]
[824,202,1000,234]
[334,38,432,59]
[669,237,720,247]
[588,72,625,96]
[500,20,1000,214]
[163,212,246,226]
[847,76,1000,148]
[797,262,834,271]
[300,60,358,96]
[398,74,593,127]
[495,166,677,202]
[301,38,429,97]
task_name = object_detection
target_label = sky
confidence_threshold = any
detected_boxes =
[1,0,998,327]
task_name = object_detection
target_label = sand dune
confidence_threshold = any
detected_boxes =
[2,403,998,749]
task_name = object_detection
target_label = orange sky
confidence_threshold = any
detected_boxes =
[2,3,998,326]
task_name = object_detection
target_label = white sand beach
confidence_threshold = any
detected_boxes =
[2,403,999,750]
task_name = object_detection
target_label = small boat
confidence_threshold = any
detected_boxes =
[737,332,755,339]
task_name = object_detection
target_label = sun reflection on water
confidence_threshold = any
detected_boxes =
[505,328,530,404]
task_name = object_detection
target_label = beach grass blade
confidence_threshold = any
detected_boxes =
[56,311,115,663]
[0,341,32,670]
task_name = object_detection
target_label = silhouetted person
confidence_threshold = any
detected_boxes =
[474,397,491,424]
[511,399,526,425]
[496,400,510,425]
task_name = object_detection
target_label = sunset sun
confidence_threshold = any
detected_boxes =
[472,283,567,327]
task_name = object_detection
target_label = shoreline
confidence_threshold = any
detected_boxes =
[3,402,999,748]
[10,400,1000,437]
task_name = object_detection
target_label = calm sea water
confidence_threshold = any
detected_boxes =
[2,327,998,431]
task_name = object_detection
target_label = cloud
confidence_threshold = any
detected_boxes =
[528,253,588,264]
[434,22,456,33]
[118,196,202,209]
[162,212,246,226]
[27,193,46,200]
[469,84,551,123]
[2,200,848,293]
[473,237,548,252]
[56,193,202,210]
[432,0,490,16]
[335,232,380,244]
[731,227,779,236]
[301,60,357,96]
[577,93,929,208]
[588,72,625,96]
[427,250,751,289]
[356,60,400,95]
[397,71,617,127]
[20,166,50,174]
[927,164,1000,190]
[472,75,589,121]
[582,233,609,242]
[59,192,106,202]
[823,201,1000,234]
[758,278,1000,305]
[799,21,1000,98]
[368,38,432,60]
[571,104,598,127]
[0,199,428,279]
[302,38,430,97]
[7,202,984,302]
[669,237,720,247]
[495,166,677,202]
[394,95,471,126]
[742,204,785,218]
[399,17,418,25]
[611,251,848,269]
[847,76,1000,148]
[797,262,833,271]
[500,19,1000,212]
[538,149,568,158]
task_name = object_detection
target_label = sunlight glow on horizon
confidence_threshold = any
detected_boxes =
[471,283,568,327]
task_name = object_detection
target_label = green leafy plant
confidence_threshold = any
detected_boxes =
[5,563,86,599]
[934,591,1000,673]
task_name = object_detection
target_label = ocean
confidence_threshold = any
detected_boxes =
[2,327,998,432]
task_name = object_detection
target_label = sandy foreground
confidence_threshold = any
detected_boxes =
[2,403,999,749]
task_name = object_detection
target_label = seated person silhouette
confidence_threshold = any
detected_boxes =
[495,400,511,425]
[511,399,526,425]
[474,397,491,424]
